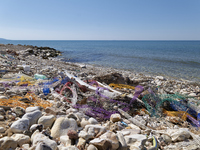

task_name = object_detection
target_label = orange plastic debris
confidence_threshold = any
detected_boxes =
[0,93,52,109]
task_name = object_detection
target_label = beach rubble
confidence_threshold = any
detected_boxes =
[0,44,200,150]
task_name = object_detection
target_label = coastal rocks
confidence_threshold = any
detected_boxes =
[0,136,17,150]
[10,118,29,133]
[38,115,56,128]
[51,117,78,139]
[124,134,147,148]
[12,106,25,117]
[22,110,42,126]
[89,138,112,150]
[110,113,121,123]
[31,130,57,150]
[84,125,107,138]
[100,131,119,150]
[11,134,30,147]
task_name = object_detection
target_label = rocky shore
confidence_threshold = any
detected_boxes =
[0,44,200,150]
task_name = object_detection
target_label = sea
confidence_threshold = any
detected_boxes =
[0,40,200,82]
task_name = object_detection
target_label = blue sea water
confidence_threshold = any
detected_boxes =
[0,40,200,82]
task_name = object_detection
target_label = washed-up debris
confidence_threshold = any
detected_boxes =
[0,44,200,150]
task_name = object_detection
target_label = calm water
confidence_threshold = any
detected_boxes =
[1,40,200,82]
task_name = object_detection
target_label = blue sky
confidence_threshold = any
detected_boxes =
[0,0,200,40]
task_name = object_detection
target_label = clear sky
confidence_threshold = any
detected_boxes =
[0,0,200,40]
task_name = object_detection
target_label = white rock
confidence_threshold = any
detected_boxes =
[10,118,29,133]
[38,115,56,128]
[110,113,121,123]
[80,118,90,128]
[60,135,72,147]
[117,132,128,150]
[31,130,57,150]
[124,134,147,146]
[88,118,98,124]
[0,95,8,99]
[156,76,165,80]
[168,128,191,142]
[22,110,42,126]
[11,133,31,147]
[61,146,79,150]
[51,117,78,139]
[0,136,18,150]
[0,126,5,133]
[87,144,98,150]
[35,142,53,150]
[188,93,196,97]
[85,125,107,138]
[79,130,94,141]
[0,115,4,121]
[100,131,119,150]
[25,106,40,113]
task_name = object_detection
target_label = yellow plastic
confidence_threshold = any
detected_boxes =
[109,83,135,90]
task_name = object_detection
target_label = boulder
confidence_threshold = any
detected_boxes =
[0,136,17,150]
[22,110,42,126]
[51,117,78,139]
[100,131,119,150]
[31,130,57,150]
[10,118,29,133]
[110,113,121,123]
[11,133,31,147]
[90,138,112,150]
[38,115,56,128]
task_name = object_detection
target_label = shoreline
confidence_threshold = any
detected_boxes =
[0,44,200,149]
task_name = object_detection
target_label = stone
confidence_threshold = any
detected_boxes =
[80,118,90,128]
[169,128,191,142]
[0,95,8,99]
[67,129,78,140]
[88,117,99,124]
[67,113,81,125]
[38,115,56,128]
[110,113,121,123]
[78,130,94,141]
[0,107,5,115]
[87,144,98,150]
[11,133,31,147]
[117,132,128,150]
[22,110,42,126]
[85,125,107,138]
[161,134,172,143]
[124,134,147,147]
[13,106,25,117]
[100,131,119,150]
[120,129,141,135]
[0,136,17,150]
[0,127,5,133]
[31,130,57,150]
[0,115,4,121]
[60,135,72,147]
[60,146,79,150]
[51,117,78,139]
[77,138,86,149]
[30,124,44,133]
[10,118,29,133]
[89,138,112,150]
[22,143,30,149]
[25,106,40,113]
[45,107,65,115]
[35,142,53,150]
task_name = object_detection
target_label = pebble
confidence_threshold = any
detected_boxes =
[10,118,29,133]
[38,115,56,128]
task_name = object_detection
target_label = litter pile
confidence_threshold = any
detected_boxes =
[0,44,200,150]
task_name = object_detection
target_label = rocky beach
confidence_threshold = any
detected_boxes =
[0,44,200,150]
